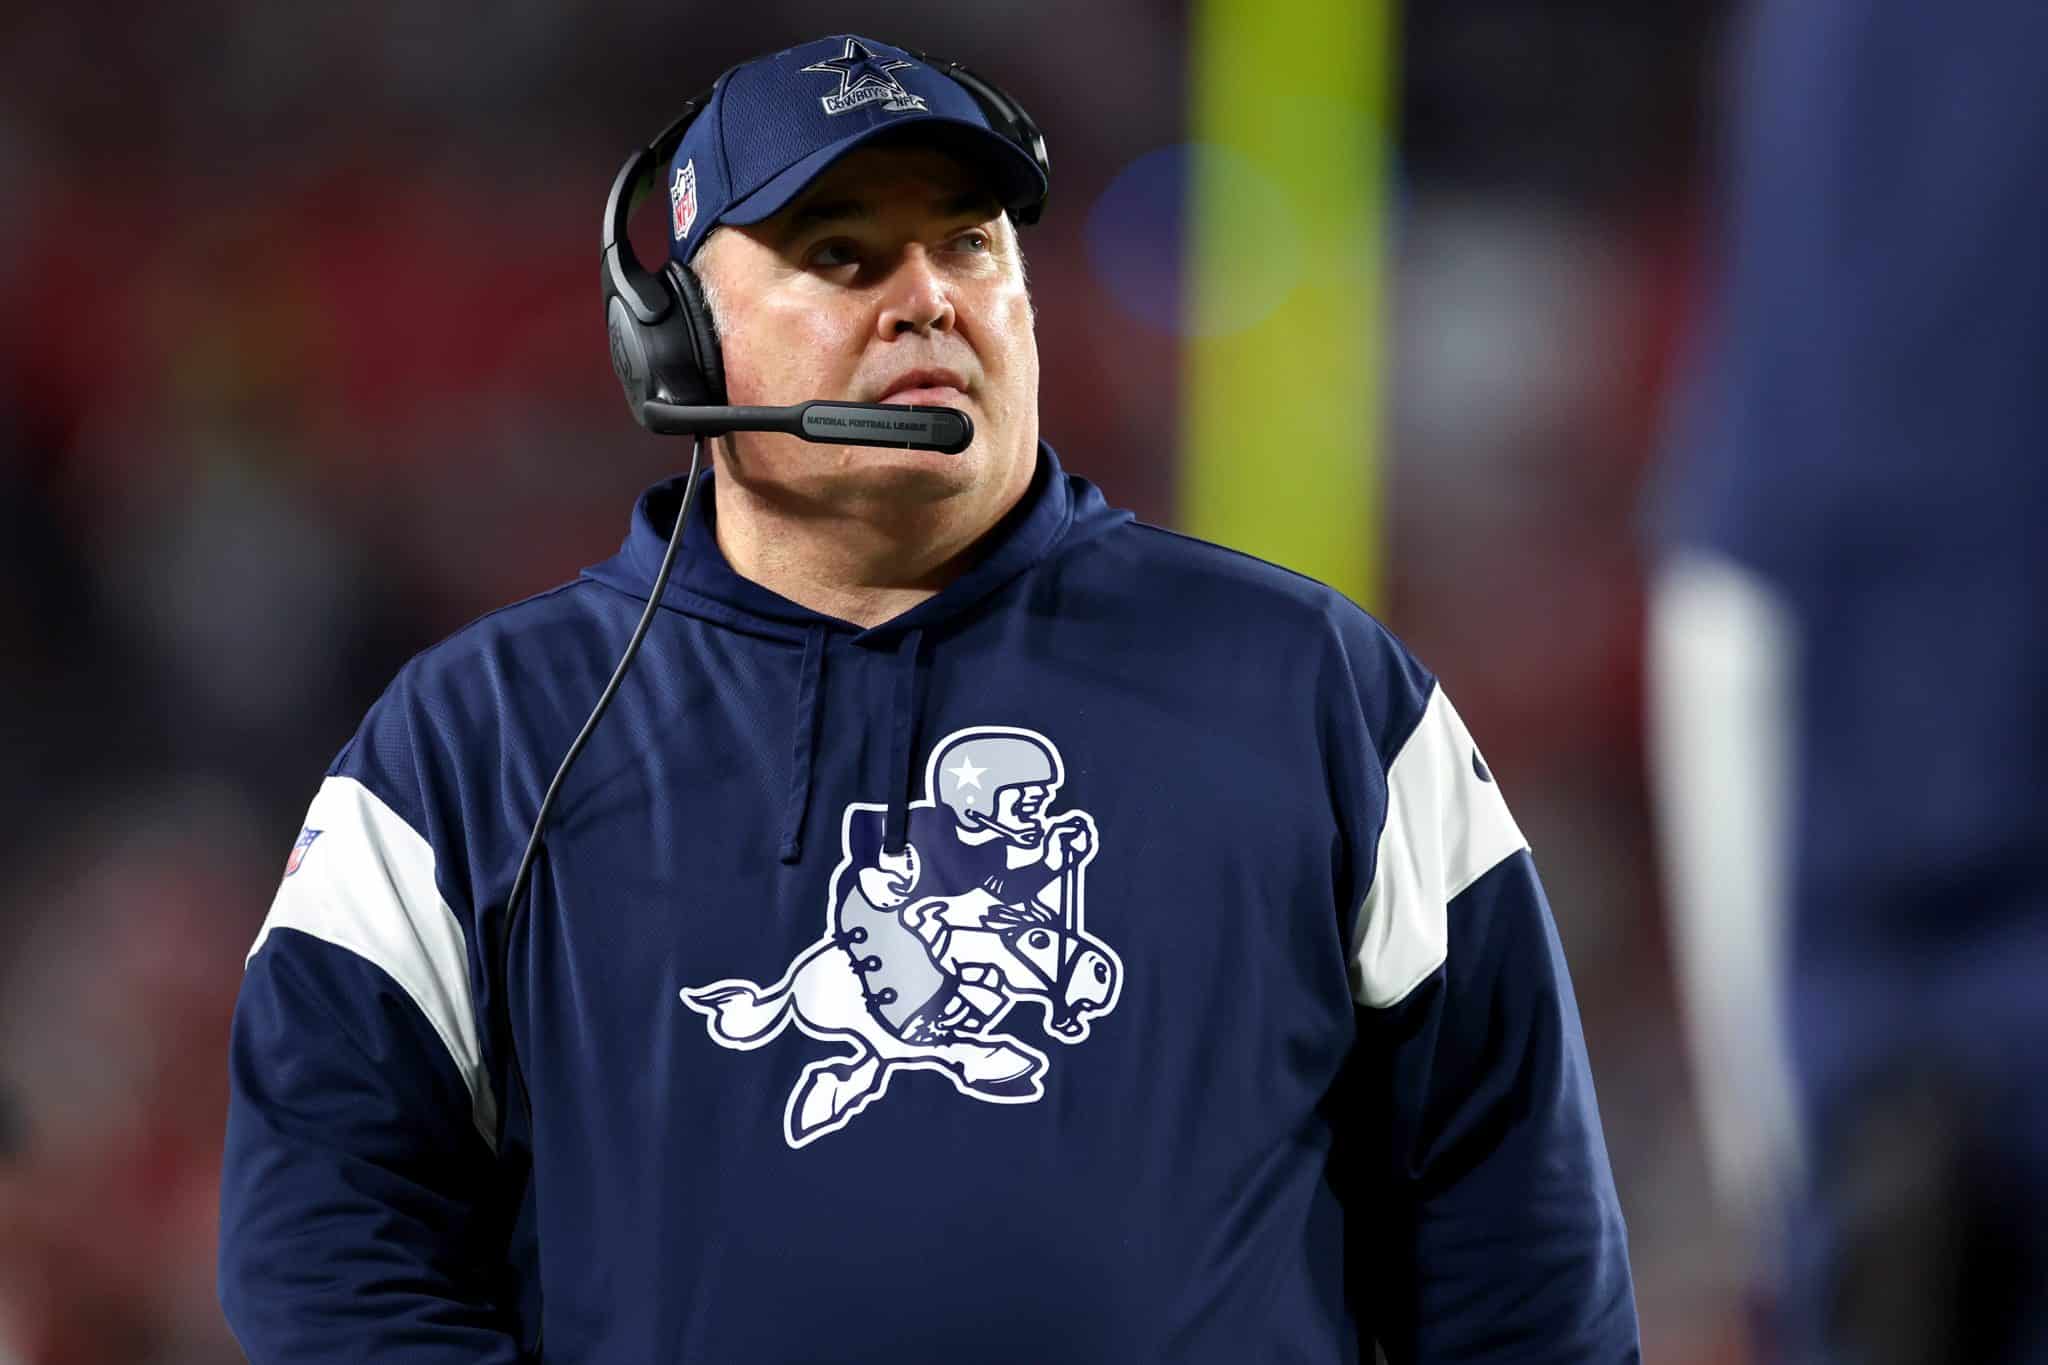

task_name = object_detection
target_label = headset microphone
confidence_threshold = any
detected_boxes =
[639,400,972,453]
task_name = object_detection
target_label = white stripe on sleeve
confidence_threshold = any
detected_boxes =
[1351,682,1529,1008]
[250,774,498,1148]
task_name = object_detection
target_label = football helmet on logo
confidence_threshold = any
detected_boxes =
[932,730,1063,845]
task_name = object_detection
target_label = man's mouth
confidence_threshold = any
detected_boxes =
[874,368,969,405]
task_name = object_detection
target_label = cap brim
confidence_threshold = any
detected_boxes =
[714,116,1045,234]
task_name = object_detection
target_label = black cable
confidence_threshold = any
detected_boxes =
[496,436,703,1137]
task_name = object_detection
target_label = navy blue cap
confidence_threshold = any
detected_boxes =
[664,35,1047,266]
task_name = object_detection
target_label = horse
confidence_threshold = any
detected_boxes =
[681,885,1121,1147]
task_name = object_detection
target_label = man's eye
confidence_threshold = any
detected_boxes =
[950,229,992,253]
[808,240,859,268]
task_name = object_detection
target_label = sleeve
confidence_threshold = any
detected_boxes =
[218,772,527,1362]
[1347,683,1640,1362]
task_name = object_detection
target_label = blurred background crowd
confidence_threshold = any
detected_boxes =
[4,0,1744,1360]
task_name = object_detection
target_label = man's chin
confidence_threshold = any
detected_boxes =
[819,448,979,504]
[718,420,1036,520]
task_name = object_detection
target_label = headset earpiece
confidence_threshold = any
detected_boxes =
[603,249,718,422]
[601,92,726,427]
[666,261,726,407]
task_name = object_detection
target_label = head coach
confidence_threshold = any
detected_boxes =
[218,33,1640,1364]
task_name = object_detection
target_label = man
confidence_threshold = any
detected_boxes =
[1651,4,2048,1361]
[220,34,1639,1363]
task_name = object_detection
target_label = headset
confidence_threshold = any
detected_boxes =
[599,48,1050,445]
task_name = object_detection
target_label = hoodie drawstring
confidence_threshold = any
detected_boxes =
[883,627,926,854]
[778,623,828,864]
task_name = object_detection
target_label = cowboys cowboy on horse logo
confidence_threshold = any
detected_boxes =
[682,725,1122,1148]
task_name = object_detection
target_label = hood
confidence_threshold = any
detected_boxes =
[581,442,1131,860]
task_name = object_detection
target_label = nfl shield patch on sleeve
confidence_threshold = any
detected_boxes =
[283,827,323,878]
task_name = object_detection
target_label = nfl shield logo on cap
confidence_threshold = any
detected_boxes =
[670,161,698,241]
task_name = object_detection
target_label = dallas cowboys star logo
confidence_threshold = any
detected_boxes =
[801,38,929,117]
[947,754,987,791]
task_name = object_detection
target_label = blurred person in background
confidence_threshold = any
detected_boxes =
[217,32,1638,1364]
[1651,2,2048,1362]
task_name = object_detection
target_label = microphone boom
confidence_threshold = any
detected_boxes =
[640,400,972,454]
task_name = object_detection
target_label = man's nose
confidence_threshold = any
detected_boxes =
[875,248,956,339]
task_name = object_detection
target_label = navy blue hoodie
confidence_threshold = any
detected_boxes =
[220,446,1638,1362]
